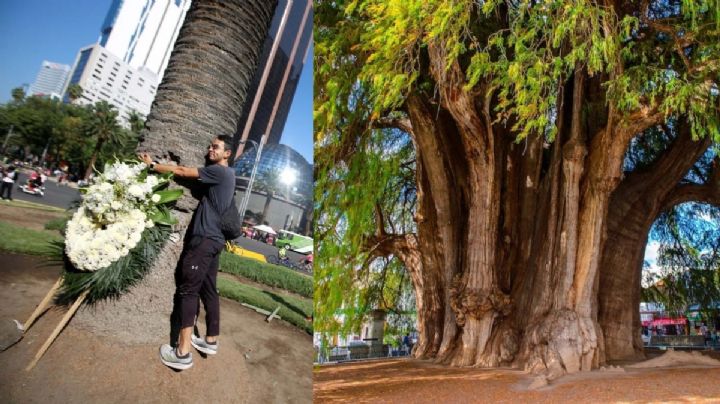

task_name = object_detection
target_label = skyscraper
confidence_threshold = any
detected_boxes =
[64,0,190,126]
[28,61,71,99]
[99,0,190,81]
[65,44,157,123]
[234,0,313,157]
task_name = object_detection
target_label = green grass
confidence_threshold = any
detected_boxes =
[0,221,62,256]
[217,277,312,334]
[219,252,312,298]
[44,216,69,232]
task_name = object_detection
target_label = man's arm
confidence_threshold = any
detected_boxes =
[138,153,200,179]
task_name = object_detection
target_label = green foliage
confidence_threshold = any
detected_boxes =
[126,110,145,136]
[219,252,313,298]
[11,87,25,102]
[217,277,312,334]
[0,220,63,256]
[0,96,138,174]
[643,202,720,319]
[315,122,416,334]
[56,225,171,305]
[66,84,83,102]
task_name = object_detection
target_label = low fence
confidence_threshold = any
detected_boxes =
[649,335,719,348]
[314,344,411,364]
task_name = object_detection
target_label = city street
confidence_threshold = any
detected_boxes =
[5,173,309,267]
[10,172,80,210]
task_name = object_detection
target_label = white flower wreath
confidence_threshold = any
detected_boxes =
[64,160,181,272]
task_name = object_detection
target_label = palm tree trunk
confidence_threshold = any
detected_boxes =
[73,0,279,343]
[84,140,104,180]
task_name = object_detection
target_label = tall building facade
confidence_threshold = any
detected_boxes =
[234,0,312,156]
[99,0,190,82]
[65,44,157,123]
[28,61,71,99]
[64,0,189,126]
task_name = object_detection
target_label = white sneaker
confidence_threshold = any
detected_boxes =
[159,344,193,370]
[191,334,218,355]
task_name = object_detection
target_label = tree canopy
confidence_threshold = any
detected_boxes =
[0,94,141,175]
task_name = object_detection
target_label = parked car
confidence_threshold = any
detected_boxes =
[275,230,313,253]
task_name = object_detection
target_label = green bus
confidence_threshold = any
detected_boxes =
[275,230,313,253]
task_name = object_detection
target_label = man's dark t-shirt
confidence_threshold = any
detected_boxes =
[189,164,235,242]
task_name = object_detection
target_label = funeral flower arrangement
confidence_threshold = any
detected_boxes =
[57,160,183,304]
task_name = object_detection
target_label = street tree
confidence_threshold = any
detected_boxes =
[126,110,145,135]
[315,0,720,378]
[11,87,25,103]
[82,101,124,179]
[66,84,83,102]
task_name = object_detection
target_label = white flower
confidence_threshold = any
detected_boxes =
[146,175,159,188]
[128,184,144,198]
[151,194,161,203]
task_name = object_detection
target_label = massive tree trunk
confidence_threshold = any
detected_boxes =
[599,127,715,361]
[74,0,278,343]
[371,50,681,377]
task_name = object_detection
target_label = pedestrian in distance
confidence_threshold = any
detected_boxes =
[139,135,236,371]
[1,165,17,200]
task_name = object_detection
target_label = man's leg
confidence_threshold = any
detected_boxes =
[199,240,222,343]
[174,237,216,356]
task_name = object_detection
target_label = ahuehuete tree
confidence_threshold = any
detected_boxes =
[314,0,720,378]
[71,0,279,341]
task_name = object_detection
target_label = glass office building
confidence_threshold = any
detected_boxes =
[233,143,312,204]
[234,0,312,151]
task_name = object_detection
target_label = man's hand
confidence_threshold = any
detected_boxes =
[137,153,200,179]
[138,153,153,166]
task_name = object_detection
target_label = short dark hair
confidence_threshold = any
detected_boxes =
[216,135,233,152]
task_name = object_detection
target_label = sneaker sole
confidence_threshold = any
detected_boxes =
[191,339,218,355]
[160,356,193,370]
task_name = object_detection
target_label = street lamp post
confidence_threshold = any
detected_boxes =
[238,133,269,223]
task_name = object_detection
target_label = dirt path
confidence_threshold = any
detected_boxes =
[0,253,311,403]
[314,358,720,403]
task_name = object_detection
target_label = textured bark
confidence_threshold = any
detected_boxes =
[369,58,689,378]
[599,129,715,361]
[74,0,278,343]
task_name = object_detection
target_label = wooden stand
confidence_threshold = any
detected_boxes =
[22,277,63,332]
[25,289,88,371]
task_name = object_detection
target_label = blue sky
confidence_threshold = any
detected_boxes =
[0,0,313,163]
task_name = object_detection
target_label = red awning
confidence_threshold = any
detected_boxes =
[648,317,687,326]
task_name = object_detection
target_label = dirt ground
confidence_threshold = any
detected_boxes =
[0,253,312,403]
[314,357,720,403]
